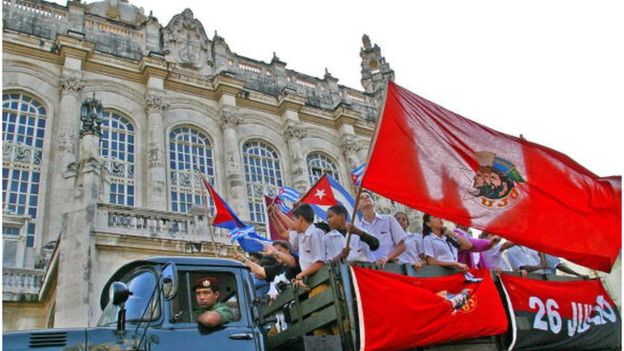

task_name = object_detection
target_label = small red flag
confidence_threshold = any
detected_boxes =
[361,81,621,272]
[264,195,283,241]
[352,267,508,350]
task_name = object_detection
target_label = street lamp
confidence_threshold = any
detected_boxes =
[80,93,104,137]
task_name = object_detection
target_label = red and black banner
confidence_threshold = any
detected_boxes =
[351,267,508,351]
[500,274,621,350]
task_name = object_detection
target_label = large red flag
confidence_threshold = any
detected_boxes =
[361,81,621,272]
[351,267,508,351]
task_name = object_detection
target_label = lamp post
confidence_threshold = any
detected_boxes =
[79,93,104,138]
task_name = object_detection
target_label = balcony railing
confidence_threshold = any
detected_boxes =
[95,202,231,242]
[3,268,45,301]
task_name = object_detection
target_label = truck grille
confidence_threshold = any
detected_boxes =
[29,332,68,348]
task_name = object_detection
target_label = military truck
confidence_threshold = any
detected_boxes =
[0,256,608,351]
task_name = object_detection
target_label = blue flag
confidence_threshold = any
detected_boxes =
[230,225,273,253]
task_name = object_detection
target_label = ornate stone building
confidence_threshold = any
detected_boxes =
[2,0,402,329]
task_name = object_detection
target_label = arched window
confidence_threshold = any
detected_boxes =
[100,111,135,206]
[2,92,47,248]
[169,126,214,213]
[307,152,340,184]
[243,141,283,223]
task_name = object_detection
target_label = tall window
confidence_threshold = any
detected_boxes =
[243,141,283,223]
[100,111,135,206]
[307,152,340,184]
[2,93,47,248]
[169,126,214,213]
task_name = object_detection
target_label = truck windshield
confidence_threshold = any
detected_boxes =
[98,268,161,326]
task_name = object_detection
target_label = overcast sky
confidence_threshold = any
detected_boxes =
[55,0,623,177]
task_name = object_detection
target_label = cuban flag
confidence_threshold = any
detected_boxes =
[200,176,245,230]
[230,225,272,253]
[277,186,300,213]
[200,176,271,253]
[351,163,366,186]
[299,174,356,220]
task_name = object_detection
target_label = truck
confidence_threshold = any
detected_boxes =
[0,256,611,351]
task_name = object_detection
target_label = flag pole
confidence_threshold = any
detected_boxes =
[194,167,220,257]
[344,185,363,247]
[344,81,392,249]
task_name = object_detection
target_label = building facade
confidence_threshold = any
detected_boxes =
[2,0,403,330]
[4,0,618,332]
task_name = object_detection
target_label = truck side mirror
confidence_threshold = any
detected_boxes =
[110,282,131,306]
[162,263,178,300]
[109,281,131,333]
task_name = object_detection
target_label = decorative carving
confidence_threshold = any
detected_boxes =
[283,120,306,141]
[219,107,243,129]
[59,75,85,95]
[57,128,75,153]
[148,148,163,168]
[362,34,372,50]
[340,134,361,155]
[145,91,169,113]
[163,9,212,70]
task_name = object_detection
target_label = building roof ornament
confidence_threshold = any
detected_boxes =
[163,9,212,72]
[86,0,147,25]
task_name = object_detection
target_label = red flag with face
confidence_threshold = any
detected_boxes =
[361,81,621,272]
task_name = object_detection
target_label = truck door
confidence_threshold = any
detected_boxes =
[148,267,260,351]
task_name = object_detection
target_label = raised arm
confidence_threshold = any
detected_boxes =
[444,228,473,250]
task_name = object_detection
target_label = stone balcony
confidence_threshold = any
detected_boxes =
[3,267,45,302]
[94,202,245,245]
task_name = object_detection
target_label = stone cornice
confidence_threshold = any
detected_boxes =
[4,32,376,135]
[277,88,306,115]
[213,73,246,99]
[333,104,360,128]
[55,34,95,61]
[139,55,169,80]
[2,36,63,65]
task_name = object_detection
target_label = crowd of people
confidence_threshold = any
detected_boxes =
[193,190,588,329]
[234,190,588,299]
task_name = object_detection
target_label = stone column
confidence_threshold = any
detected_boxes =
[44,73,85,246]
[55,98,106,328]
[144,90,169,210]
[219,106,248,219]
[283,120,308,192]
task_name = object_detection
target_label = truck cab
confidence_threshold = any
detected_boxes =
[3,256,267,351]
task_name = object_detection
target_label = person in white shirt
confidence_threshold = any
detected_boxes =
[421,213,472,272]
[358,191,406,266]
[478,231,514,272]
[271,203,326,288]
[506,245,547,276]
[394,212,425,270]
[324,204,379,262]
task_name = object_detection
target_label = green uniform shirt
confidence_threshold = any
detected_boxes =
[193,302,234,325]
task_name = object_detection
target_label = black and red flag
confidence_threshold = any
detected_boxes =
[351,267,508,351]
[500,274,621,350]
